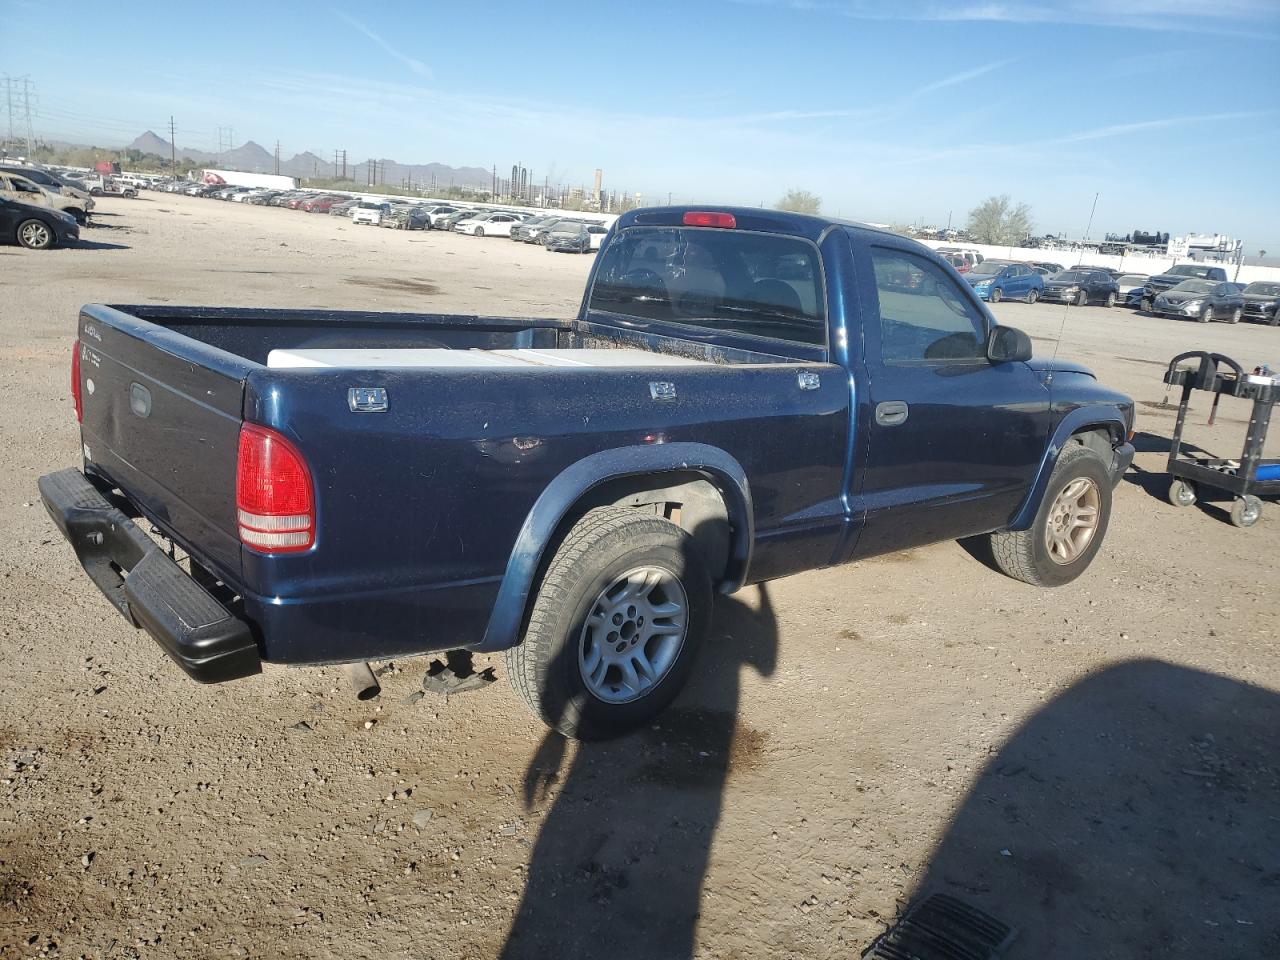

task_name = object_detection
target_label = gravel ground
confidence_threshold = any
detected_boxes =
[1,195,1277,960]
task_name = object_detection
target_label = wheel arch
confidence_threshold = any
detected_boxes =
[1009,408,1128,531]
[473,442,753,652]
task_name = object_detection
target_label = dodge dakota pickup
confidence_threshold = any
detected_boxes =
[40,206,1135,739]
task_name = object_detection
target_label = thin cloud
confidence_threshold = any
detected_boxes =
[1053,110,1271,143]
[333,10,433,79]
[732,0,1277,35]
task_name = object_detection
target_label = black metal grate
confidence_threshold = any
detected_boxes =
[863,894,1016,960]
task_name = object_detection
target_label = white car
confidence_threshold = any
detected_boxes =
[1115,274,1148,296]
[455,212,525,237]
[351,201,391,226]
[587,223,610,250]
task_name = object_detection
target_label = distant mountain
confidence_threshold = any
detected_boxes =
[122,130,491,188]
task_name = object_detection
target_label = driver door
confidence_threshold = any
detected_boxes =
[849,237,1053,558]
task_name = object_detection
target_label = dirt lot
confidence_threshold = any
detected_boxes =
[1,195,1277,960]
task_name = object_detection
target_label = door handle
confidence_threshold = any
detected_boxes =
[875,401,909,427]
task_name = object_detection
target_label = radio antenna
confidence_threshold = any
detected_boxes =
[1053,191,1099,361]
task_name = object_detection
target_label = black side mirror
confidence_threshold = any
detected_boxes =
[987,325,1032,363]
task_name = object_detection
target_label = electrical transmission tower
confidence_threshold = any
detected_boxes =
[1,76,36,156]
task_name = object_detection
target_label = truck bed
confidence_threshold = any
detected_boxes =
[75,304,847,665]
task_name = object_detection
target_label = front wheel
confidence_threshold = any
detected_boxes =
[1105,291,1117,308]
[1141,298,1153,314]
[989,287,1002,304]
[504,506,711,740]
[1076,289,1088,307]
[16,219,54,249]
[1231,496,1262,529]
[474,227,484,237]
[987,444,1112,587]
[1167,478,1196,508]
[1199,304,1213,323]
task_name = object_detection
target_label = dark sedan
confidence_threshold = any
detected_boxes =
[1241,281,1280,326]
[1041,269,1120,307]
[0,196,80,249]
[1151,280,1246,323]
[542,220,591,253]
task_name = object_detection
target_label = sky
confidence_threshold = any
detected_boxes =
[3,0,1278,248]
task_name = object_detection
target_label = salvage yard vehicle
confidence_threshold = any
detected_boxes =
[1140,263,1229,311]
[0,171,92,224]
[0,196,80,249]
[351,201,392,225]
[456,211,525,237]
[87,176,138,199]
[1041,269,1120,307]
[1240,281,1280,325]
[1151,279,1246,323]
[542,219,591,253]
[40,206,1135,740]
[0,163,94,211]
[965,260,1045,303]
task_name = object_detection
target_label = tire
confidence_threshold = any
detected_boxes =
[1199,304,1213,323]
[988,443,1112,587]
[1228,307,1242,324]
[1230,496,1262,529]
[989,287,1002,304]
[1167,478,1196,508]
[474,227,484,237]
[1105,291,1117,308]
[1141,298,1153,314]
[504,506,711,740]
[1271,316,1279,327]
[1025,288,1039,304]
[1076,289,1088,307]
[16,219,54,249]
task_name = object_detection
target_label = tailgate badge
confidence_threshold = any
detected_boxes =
[349,387,388,413]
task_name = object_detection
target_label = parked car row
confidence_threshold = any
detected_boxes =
[154,180,615,252]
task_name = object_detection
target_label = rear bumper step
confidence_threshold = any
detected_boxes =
[37,468,261,683]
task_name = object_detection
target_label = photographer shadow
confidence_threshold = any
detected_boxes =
[903,659,1280,958]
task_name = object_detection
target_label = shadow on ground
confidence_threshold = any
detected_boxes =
[498,586,778,959]
[904,659,1280,958]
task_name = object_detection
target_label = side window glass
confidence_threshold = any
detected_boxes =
[870,248,988,364]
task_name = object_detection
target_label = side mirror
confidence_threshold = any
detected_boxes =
[987,325,1032,363]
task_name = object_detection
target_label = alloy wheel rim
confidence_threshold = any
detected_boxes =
[21,223,50,246]
[578,566,688,704]
[1045,476,1101,564]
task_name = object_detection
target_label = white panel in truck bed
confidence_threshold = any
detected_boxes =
[265,348,709,369]
[490,349,706,367]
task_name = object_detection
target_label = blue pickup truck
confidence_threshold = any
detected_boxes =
[40,207,1134,739]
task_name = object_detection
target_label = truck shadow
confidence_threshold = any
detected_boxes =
[1123,431,1242,523]
[899,659,1280,958]
[498,584,779,960]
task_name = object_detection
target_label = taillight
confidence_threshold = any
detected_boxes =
[683,211,737,229]
[71,341,83,422]
[236,424,315,553]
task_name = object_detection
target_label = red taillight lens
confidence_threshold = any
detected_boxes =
[236,424,315,553]
[71,341,83,422]
[683,211,737,229]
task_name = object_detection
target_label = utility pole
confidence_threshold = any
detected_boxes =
[3,76,14,149]
[274,140,280,176]
[168,116,177,176]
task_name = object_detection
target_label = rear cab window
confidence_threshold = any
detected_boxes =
[587,226,826,346]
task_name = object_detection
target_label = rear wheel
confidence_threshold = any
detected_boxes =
[1141,297,1153,314]
[504,506,711,740]
[16,219,54,249]
[989,287,1002,304]
[1105,291,1117,308]
[1167,478,1196,508]
[1025,288,1039,304]
[987,443,1112,586]
[1228,307,1242,324]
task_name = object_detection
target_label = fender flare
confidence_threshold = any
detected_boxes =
[1009,406,1127,531]
[472,442,753,653]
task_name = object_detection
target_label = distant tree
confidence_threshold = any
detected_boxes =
[966,194,1033,245]
[775,189,822,214]
[1260,250,1267,259]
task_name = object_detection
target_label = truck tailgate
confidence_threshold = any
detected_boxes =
[77,307,247,580]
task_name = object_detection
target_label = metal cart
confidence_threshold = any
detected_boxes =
[1162,351,1280,528]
